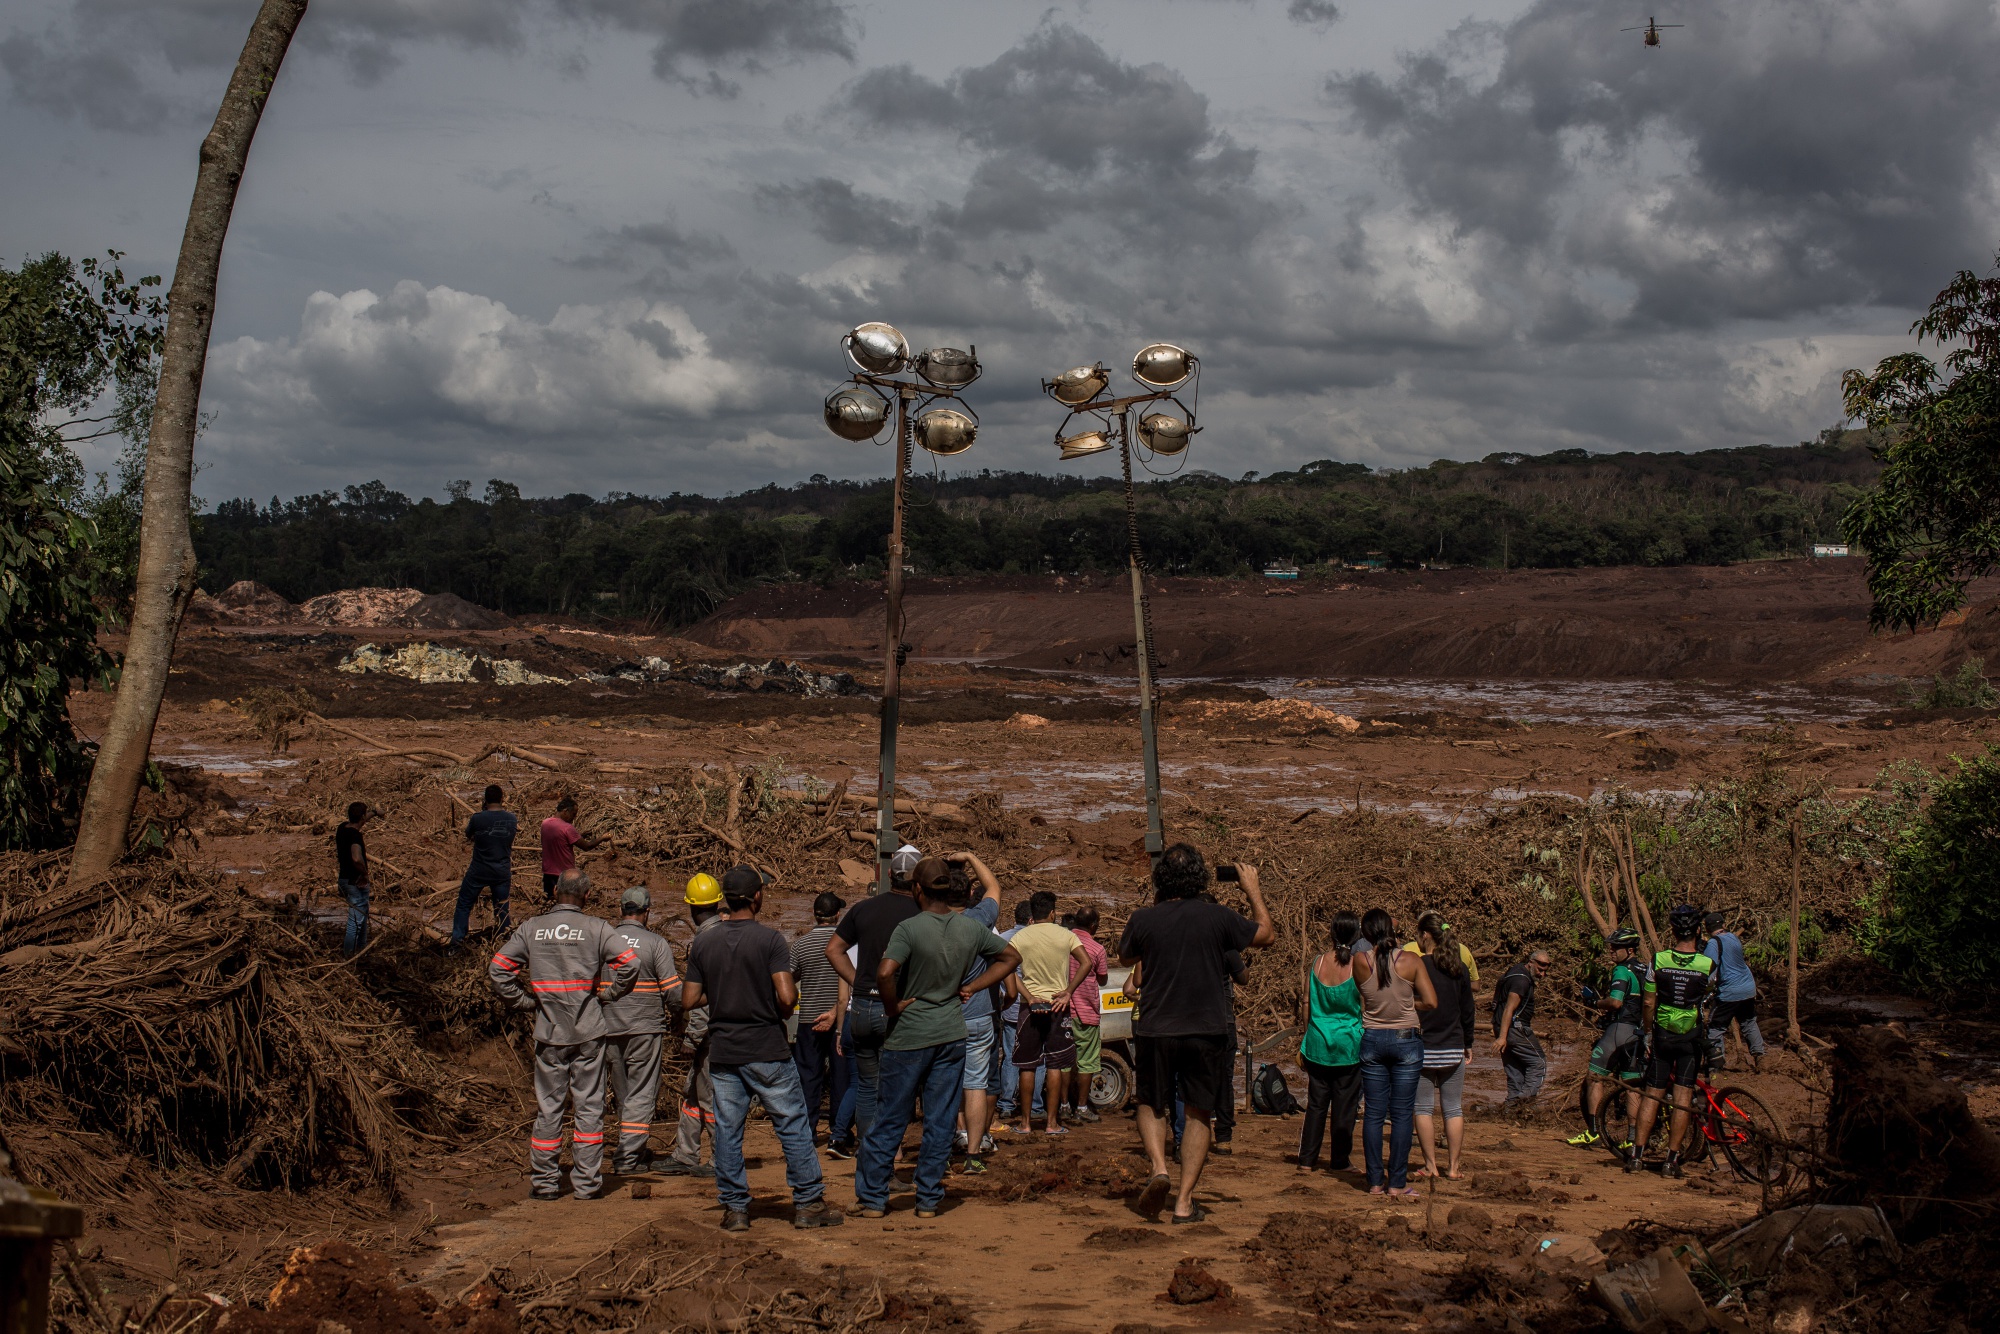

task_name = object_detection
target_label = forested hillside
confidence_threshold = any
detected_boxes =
[197,433,1880,626]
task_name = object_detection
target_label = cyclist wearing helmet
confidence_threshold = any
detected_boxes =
[1568,925,1648,1149]
[1627,906,1715,1178]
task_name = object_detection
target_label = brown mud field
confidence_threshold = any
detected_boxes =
[10,564,2000,1334]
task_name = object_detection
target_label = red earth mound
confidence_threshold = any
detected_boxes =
[686,565,2000,684]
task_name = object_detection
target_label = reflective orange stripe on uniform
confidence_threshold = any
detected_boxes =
[530,1137,561,1150]
[531,979,596,991]
[492,955,522,971]
[572,1131,604,1145]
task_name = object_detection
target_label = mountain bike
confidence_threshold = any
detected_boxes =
[1579,1055,1789,1186]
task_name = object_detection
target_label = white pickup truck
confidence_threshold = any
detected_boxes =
[1091,964,1138,1111]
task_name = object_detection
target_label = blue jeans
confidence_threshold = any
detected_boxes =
[993,1011,1017,1111]
[451,866,511,945]
[710,1059,824,1214]
[1359,1028,1424,1190]
[1502,1021,1547,1103]
[857,1041,966,1211]
[832,1011,859,1145]
[339,878,369,956]
[848,997,889,1137]
[794,1027,847,1136]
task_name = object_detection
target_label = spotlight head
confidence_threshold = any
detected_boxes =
[1136,412,1193,455]
[915,346,980,388]
[823,384,890,441]
[1132,343,1194,389]
[1057,430,1115,461]
[1047,363,1110,406]
[915,407,977,456]
[845,321,909,374]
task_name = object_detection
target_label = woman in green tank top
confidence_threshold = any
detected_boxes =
[1298,912,1365,1172]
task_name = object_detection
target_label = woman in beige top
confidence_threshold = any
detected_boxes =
[1351,908,1436,1196]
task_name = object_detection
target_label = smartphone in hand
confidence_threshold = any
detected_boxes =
[1215,863,1240,883]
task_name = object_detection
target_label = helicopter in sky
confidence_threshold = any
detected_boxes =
[1622,17,1684,46]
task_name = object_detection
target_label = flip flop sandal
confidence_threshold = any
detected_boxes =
[1137,1173,1172,1220]
[1171,1204,1210,1225]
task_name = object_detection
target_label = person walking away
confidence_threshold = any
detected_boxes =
[540,796,602,901]
[951,852,1006,1171]
[452,785,518,948]
[335,802,371,958]
[679,865,845,1231]
[1117,846,1274,1223]
[1354,909,1438,1198]
[1702,911,1765,1073]
[1062,906,1111,1124]
[1412,913,1473,1180]
[1629,907,1716,1179]
[1010,891,1090,1136]
[601,887,682,1175]
[857,857,1019,1218]
[1298,912,1364,1173]
[827,844,923,1143]
[1570,926,1649,1150]
[663,873,726,1178]
[791,892,847,1141]
[1492,950,1551,1104]
[489,869,639,1200]
[994,900,1033,1123]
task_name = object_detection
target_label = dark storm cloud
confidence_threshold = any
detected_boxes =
[3,0,853,118]
[841,23,1271,249]
[753,178,921,250]
[1330,0,2000,329]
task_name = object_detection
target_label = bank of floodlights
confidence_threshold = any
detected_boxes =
[822,321,981,895]
[1040,342,1203,868]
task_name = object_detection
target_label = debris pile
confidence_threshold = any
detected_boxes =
[302,587,511,630]
[1171,697,1362,734]
[591,656,861,697]
[337,643,567,686]
[216,581,302,624]
[0,854,509,1210]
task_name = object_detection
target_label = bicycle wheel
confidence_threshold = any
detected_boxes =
[1714,1085,1789,1186]
[1595,1083,1643,1162]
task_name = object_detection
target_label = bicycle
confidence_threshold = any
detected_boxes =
[1578,1050,1789,1186]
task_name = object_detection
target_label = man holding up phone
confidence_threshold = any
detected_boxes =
[1009,890,1090,1137]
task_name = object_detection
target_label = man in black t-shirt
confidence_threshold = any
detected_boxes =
[335,802,370,957]
[1492,951,1550,1104]
[1116,843,1274,1224]
[452,785,519,947]
[682,865,844,1232]
[825,844,923,1141]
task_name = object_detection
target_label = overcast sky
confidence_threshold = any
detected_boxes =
[6,0,1996,503]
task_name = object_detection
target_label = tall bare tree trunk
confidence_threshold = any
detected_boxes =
[68,0,308,884]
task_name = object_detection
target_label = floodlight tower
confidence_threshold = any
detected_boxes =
[824,323,980,894]
[1043,344,1200,866]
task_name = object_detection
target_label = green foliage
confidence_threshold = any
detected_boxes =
[1861,747,2000,995]
[0,251,161,848]
[1903,656,1999,710]
[1842,253,2000,630]
[198,439,1879,626]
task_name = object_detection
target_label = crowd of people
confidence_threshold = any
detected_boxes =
[336,790,1769,1218]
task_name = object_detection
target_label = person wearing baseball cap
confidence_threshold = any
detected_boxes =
[680,864,843,1231]
[601,887,683,1175]
[661,873,727,1178]
[825,846,925,1142]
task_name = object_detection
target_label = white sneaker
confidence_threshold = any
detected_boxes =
[979,1134,997,1154]
[953,1130,969,1152]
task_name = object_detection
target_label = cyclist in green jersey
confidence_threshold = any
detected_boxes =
[1568,925,1648,1149]
[1628,906,1715,1178]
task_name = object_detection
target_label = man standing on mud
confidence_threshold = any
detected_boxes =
[1117,846,1274,1224]
[1492,950,1551,1104]
[489,869,639,1200]
[680,865,844,1231]
[601,887,682,1176]
[826,845,923,1141]
[540,795,603,901]
[662,873,724,1178]
[1010,892,1090,1137]
[453,785,518,948]
[335,801,370,958]
[791,891,847,1142]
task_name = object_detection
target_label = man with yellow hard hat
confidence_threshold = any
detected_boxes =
[661,873,725,1177]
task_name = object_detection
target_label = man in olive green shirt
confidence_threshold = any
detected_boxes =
[853,856,1019,1218]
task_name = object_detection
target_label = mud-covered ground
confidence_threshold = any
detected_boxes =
[44,598,2000,1332]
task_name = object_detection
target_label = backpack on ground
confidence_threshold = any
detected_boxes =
[1251,1062,1301,1115]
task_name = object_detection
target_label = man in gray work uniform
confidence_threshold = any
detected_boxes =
[603,886,683,1175]
[663,872,725,1177]
[489,869,640,1200]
